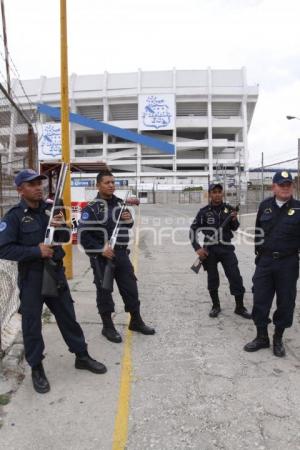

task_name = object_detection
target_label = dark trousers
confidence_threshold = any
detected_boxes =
[18,268,87,368]
[92,249,140,315]
[203,245,245,296]
[252,254,299,328]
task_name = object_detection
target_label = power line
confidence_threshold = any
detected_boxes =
[0,33,38,129]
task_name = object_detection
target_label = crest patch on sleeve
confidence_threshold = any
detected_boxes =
[0,221,7,232]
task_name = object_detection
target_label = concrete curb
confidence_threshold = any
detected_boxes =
[1,313,22,351]
[1,330,25,391]
[0,330,25,430]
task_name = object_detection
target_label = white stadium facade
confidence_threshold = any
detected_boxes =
[12,68,258,191]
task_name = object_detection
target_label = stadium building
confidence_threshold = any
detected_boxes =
[8,68,258,191]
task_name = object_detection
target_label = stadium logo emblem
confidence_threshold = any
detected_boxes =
[142,96,171,129]
[39,123,61,157]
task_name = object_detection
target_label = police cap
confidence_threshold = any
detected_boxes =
[14,169,47,187]
[272,170,293,185]
[208,182,223,192]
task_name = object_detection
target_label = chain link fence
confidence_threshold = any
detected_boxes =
[241,156,299,213]
[0,82,37,217]
[133,156,300,215]
[0,81,37,356]
[0,261,19,354]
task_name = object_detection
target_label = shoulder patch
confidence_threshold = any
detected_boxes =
[88,200,96,206]
[81,211,90,220]
[0,221,7,232]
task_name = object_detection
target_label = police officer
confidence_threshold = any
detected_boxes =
[190,183,251,319]
[78,170,155,343]
[244,170,300,357]
[0,169,107,394]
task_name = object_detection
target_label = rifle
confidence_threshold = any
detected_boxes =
[190,204,240,274]
[41,163,68,297]
[102,192,139,292]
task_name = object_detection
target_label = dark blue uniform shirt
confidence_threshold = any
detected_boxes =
[78,193,133,254]
[254,196,300,254]
[0,199,68,272]
[190,202,239,251]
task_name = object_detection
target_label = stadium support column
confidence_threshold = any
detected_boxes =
[137,69,141,193]
[172,67,177,184]
[70,73,76,160]
[103,99,108,161]
[103,71,108,162]
[172,127,177,184]
[242,66,249,181]
[136,144,141,196]
[242,101,248,180]
[207,67,213,181]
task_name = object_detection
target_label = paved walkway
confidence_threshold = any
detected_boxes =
[1,204,300,449]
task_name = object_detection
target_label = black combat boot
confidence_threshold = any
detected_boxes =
[100,312,122,343]
[244,327,270,352]
[234,294,252,319]
[75,351,107,374]
[273,327,286,357]
[31,362,50,394]
[129,309,155,335]
[209,290,221,318]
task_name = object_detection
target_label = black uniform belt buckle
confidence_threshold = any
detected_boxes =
[272,252,280,259]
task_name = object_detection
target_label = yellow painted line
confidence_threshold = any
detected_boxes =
[112,329,133,450]
[112,206,141,450]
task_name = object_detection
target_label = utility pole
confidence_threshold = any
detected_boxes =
[286,118,300,199]
[60,0,73,278]
[1,0,11,95]
[28,125,36,169]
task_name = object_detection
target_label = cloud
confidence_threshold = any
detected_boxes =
[249,80,300,166]
[3,0,300,166]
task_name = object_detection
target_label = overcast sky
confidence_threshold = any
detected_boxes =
[2,0,300,167]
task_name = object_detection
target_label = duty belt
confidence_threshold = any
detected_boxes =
[260,249,298,259]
